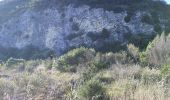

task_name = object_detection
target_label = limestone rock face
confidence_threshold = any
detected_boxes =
[0,0,155,56]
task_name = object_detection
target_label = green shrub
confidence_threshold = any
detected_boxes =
[78,79,107,100]
[82,52,112,81]
[87,28,110,41]
[124,15,131,23]
[56,47,95,72]
[82,60,110,81]
[139,52,148,65]
[127,44,140,62]
[106,80,136,99]
[141,14,153,25]
[43,60,54,70]
[154,24,162,33]
[124,11,134,23]
[82,66,97,81]
[165,23,170,34]
[92,61,110,70]
[161,64,170,77]
[127,34,155,50]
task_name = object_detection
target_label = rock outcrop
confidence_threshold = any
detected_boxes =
[0,0,168,59]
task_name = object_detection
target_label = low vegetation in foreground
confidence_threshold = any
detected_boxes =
[0,33,170,100]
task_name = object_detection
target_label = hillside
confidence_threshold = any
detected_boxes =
[0,0,170,60]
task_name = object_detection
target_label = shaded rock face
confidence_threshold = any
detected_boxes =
[0,0,154,57]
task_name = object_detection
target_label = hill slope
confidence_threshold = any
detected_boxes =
[0,0,169,60]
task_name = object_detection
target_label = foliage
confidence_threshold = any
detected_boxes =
[141,14,153,25]
[127,44,140,62]
[82,61,110,81]
[126,33,156,50]
[78,79,107,100]
[154,24,162,33]
[56,47,95,72]
[0,43,170,99]
[106,80,135,99]
[161,64,170,77]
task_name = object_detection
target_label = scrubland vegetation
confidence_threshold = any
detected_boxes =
[0,0,170,99]
[0,33,169,100]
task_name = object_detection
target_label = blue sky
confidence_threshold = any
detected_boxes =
[165,0,170,4]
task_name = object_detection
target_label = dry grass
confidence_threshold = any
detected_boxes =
[0,61,170,100]
[0,65,80,100]
[0,46,170,100]
[146,33,170,66]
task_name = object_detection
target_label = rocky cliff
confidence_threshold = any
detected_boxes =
[0,0,169,59]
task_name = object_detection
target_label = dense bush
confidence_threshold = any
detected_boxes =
[56,47,96,72]
[141,14,153,25]
[161,64,170,77]
[91,61,110,70]
[78,79,107,100]
[82,61,110,81]
[107,80,136,99]
[154,24,162,33]
[127,44,140,62]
